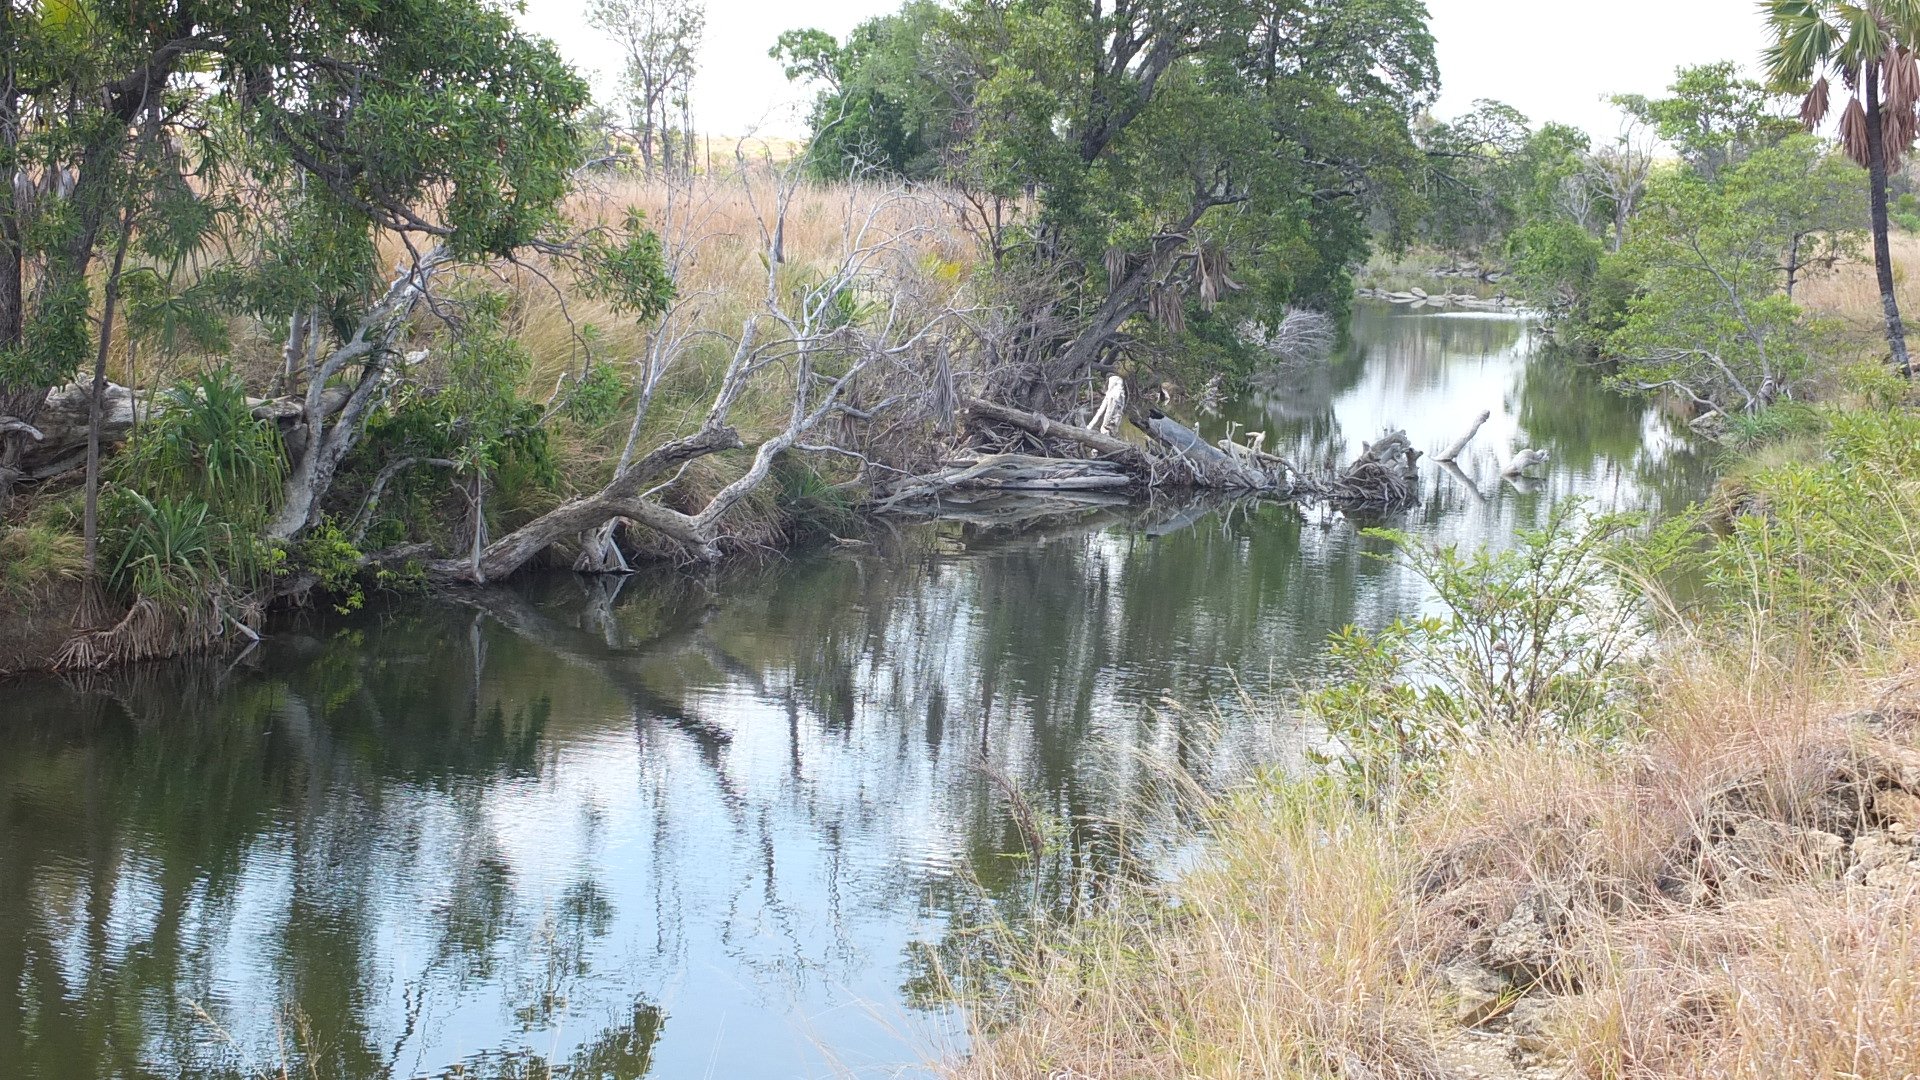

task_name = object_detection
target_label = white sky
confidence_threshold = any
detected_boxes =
[518,0,1773,141]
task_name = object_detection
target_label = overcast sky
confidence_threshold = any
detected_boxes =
[521,0,1773,141]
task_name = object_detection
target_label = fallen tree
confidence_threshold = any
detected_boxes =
[880,392,1432,512]
[425,172,955,581]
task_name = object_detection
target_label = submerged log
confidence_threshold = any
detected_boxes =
[1503,448,1550,477]
[1436,410,1491,463]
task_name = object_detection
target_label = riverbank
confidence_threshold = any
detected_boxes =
[944,397,1920,1079]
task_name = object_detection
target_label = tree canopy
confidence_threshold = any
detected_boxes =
[1,0,597,510]
[778,0,1440,392]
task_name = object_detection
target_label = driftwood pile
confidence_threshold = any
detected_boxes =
[880,393,1457,513]
[1310,430,1423,507]
[1354,286,1523,313]
[880,383,1555,517]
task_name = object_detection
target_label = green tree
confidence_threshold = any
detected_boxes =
[1416,100,1534,257]
[780,0,1438,403]
[0,0,617,540]
[1763,0,1920,376]
[771,3,957,180]
[1613,61,1798,181]
[1605,136,1862,413]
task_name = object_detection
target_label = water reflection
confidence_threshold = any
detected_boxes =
[0,304,1711,1079]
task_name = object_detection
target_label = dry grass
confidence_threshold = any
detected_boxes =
[0,521,85,599]
[955,786,1443,1079]
[948,643,1920,1080]
[1796,231,1920,348]
[946,407,1920,1080]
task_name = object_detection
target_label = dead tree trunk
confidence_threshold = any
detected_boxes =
[267,247,450,542]
[1435,410,1491,464]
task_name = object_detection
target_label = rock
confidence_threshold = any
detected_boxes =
[1444,960,1512,1025]
[1711,818,1848,896]
[1487,886,1570,981]
[1876,788,1920,837]
[1502,996,1559,1056]
[1848,831,1919,889]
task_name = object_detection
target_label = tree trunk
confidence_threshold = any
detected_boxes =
[84,209,136,576]
[1866,62,1914,378]
[435,420,743,583]
[267,250,448,542]
[1435,410,1491,463]
[0,124,23,521]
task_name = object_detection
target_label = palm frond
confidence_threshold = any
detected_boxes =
[1802,74,1833,127]
[1841,95,1873,166]
[1886,45,1920,113]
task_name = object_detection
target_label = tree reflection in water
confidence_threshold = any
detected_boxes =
[0,304,1711,1079]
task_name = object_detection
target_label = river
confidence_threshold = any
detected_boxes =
[0,304,1712,1079]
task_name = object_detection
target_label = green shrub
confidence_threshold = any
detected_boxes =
[1721,401,1828,449]
[118,368,287,525]
[564,358,629,427]
[1642,407,1920,652]
[102,489,277,610]
[1307,502,1645,791]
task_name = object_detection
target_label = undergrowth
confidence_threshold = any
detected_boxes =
[946,399,1920,1080]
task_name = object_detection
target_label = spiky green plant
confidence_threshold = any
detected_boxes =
[120,369,287,525]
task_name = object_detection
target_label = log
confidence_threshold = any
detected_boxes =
[963,396,1149,466]
[1145,412,1269,490]
[0,417,44,441]
[1502,448,1550,477]
[18,382,141,475]
[876,452,1136,510]
[978,475,1133,492]
[1435,409,1491,463]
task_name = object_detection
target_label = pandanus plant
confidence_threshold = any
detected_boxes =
[1764,0,1920,377]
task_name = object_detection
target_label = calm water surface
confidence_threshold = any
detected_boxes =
[0,306,1712,1079]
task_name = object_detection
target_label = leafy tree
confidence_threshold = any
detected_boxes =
[1763,0,1920,376]
[0,0,631,544]
[1416,100,1534,257]
[1515,123,1595,226]
[1724,133,1867,297]
[772,3,957,180]
[781,0,1438,400]
[1507,217,1608,326]
[1605,137,1861,413]
[1613,61,1798,181]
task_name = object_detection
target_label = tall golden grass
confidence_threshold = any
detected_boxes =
[949,565,1920,1080]
[1797,231,1920,327]
[944,260,1920,1079]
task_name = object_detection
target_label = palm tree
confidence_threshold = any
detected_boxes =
[1764,0,1920,378]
